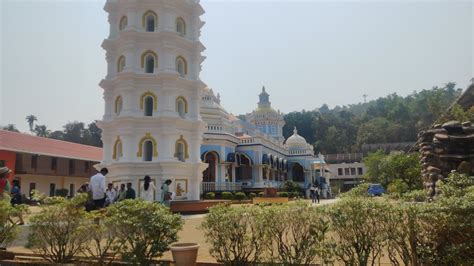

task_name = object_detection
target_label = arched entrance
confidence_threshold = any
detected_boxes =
[292,163,305,182]
[202,152,218,182]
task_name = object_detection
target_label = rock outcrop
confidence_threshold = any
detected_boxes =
[417,120,474,197]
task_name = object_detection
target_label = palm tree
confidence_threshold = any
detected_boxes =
[34,125,51,137]
[25,115,37,132]
[2,124,19,132]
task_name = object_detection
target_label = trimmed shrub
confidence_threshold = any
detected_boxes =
[387,179,409,198]
[340,183,370,198]
[288,192,299,198]
[401,189,427,202]
[106,200,183,265]
[205,192,215,199]
[264,201,331,265]
[277,192,288,197]
[249,192,256,199]
[0,194,28,248]
[27,194,89,263]
[202,204,266,265]
[258,192,265,197]
[221,191,234,200]
[82,210,118,265]
[234,192,246,201]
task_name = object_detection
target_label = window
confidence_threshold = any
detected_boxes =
[350,168,356,175]
[0,160,4,167]
[338,168,343,176]
[176,96,187,118]
[119,16,128,31]
[117,55,125,73]
[69,184,75,197]
[143,10,157,32]
[137,133,157,161]
[176,56,187,77]
[31,155,38,169]
[344,168,349,175]
[358,167,363,175]
[113,137,123,160]
[69,160,75,175]
[84,161,89,173]
[141,51,157,73]
[143,141,153,161]
[176,17,186,36]
[140,92,157,115]
[144,96,154,116]
[15,154,23,171]
[115,95,123,115]
[174,136,188,162]
[51,157,57,171]
[49,183,56,197]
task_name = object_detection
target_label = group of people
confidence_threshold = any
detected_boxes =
[309,183,321,204]
[83,168,174,210]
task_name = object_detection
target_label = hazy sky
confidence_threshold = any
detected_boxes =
[1,0,472,132]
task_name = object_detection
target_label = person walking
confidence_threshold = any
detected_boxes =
[310,184,316,203]
[125,183,136,199]
[140,175,155,202]
[160,179,172,206]
[105,183,117,206]
[0,167,12,200]
[90,168,108,209]
[315,187,320,204]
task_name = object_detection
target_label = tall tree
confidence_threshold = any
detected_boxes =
[25,115,38,132]
[34,125,51,137]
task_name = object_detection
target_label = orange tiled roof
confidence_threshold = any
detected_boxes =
[0,130,102,161]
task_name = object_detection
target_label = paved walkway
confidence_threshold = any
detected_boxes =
[8,198,340,263]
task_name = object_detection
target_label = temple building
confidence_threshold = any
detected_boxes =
[98,0,328,200]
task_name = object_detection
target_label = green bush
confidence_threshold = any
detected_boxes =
[27,194,89,263]
[401,189,427,202]
[234,192,246,201]
[205,192,215,199]
[264,201,331,265]
[106,200,183,265]
[249,192,256,199]
[387,179,409,198]
[202,204,266,265]
[82,210,118,265]
[288,191,300,198]
[280,180,301,192]
[340,183,370,198]
[0,194,28,248]
[329,197,389,265]
[277,191,289,197]
[221,191,234,200]
[55,188,69,197]
[258,192,265,197]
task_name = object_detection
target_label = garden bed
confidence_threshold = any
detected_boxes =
[170,200,230,214]
[252,197,289,204]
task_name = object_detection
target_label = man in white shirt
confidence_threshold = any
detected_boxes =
[105,183,117,206]
[90,168,108,209]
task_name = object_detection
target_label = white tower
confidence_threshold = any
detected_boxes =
[98,0,207,201]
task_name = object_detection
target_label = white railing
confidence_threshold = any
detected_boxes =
[201,182,242,192]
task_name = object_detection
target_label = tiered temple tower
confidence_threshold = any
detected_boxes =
[98,0,207,200]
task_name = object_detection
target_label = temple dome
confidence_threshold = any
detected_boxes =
[286,127,308,147]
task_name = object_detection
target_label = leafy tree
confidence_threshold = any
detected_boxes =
[2,124,19,132]
[25,115,37,132]
[34,125,51,137]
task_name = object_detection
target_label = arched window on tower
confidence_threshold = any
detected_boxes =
[176,56,187,77]
[143,11,157,32]
[176,17,186,36]
[113,137,123,160]
[176,96,188,118]
[117,55,125,73]
[115,95,123,115]
[119,16,128,31]
[174,136,189,162]
[141,51,157,74]
[143,140,153,161]
[140,92,157,116]
[137,133,157,161]
[144,96,154,116]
